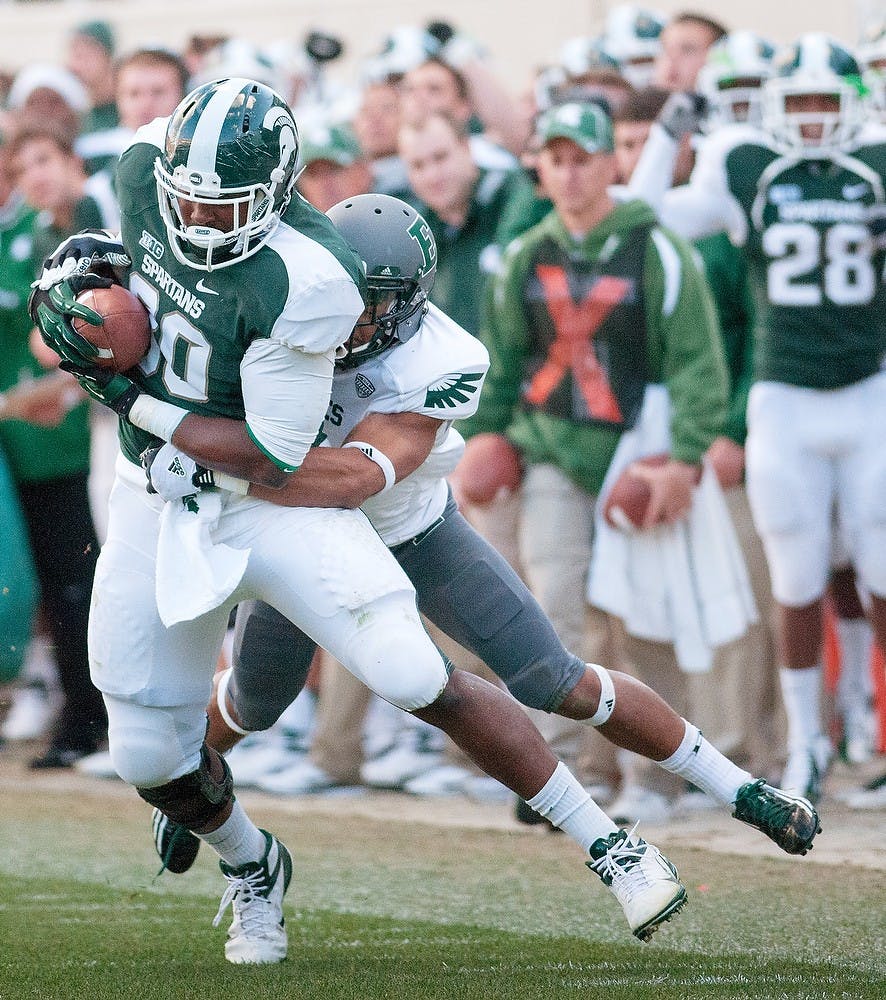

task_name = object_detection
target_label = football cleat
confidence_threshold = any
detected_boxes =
[152,808,201,875]
[213,830,292,964]
[586,826,687,942]
[731,779,821,856]
[780,737,832,804]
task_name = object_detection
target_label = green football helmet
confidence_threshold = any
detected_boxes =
[762,34,868,156]
[697,31,775,128]
[154,77,299,270]
[326,194,437,369]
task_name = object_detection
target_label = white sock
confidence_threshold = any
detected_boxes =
[526,762,617,852]
[835,618,874,718]
[779,664,824,753]
[198,800,267,867]
[657,722,752,805]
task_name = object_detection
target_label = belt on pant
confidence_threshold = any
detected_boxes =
[388,515,446,558]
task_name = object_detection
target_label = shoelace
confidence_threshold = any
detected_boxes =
[591,824,654,894]
[739,781,799,835]
[213,868,275,934]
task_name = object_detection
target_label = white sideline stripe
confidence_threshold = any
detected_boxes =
[188,78,249,175]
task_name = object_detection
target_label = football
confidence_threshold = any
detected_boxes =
[456,433,523,506]
[71,284,151,372]
[602,453,668,532]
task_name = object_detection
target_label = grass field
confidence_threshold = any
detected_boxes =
[0,771,883,1000]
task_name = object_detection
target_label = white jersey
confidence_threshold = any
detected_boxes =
[321,303,489,546]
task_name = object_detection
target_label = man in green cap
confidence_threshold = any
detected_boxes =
[295,122,374,212]
[68,20,120,176]
[456,100,729,808]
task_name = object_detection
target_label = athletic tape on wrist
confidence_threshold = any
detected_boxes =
[212,470,250,496]
[342,440,396,492]
[586,662,616,726]
[129,394,189,442]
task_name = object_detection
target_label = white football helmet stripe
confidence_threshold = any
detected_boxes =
[187,77,250,178]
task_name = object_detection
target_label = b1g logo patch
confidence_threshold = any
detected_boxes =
[139,230,164,259]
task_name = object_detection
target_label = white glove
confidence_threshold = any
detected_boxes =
[142,443,202,502]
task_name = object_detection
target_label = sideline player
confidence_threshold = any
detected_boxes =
[141,195,820,885]
[32,79,691,957]
[644,34,886,800]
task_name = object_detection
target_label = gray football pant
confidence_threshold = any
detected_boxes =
[229,493,586,731]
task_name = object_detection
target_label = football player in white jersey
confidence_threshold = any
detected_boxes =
[145,195,820,907]
[34,84,700,950]
[634,34,886,800]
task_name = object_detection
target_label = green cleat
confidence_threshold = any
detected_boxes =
[732,779,821,855]
[152,808,201,875]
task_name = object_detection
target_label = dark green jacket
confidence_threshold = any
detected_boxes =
[462,198,728,495]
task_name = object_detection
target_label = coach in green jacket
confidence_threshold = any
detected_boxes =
[457,101,728,794]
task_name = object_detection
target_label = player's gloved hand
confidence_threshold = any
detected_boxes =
[30,274,113,369]
[59,361,142,418]
[141,442,249,499]
[141,443,208,501]
[656,91,709,139]
[32,229,131,292]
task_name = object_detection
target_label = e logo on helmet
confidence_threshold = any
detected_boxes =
[407,217,436,271]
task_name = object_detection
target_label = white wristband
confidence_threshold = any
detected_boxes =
[342,440,396,493]
[128,394,190,442]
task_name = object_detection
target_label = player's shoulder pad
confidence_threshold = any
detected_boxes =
[124,116,168,156]
[381,303,489,407]
[700,121,773,156]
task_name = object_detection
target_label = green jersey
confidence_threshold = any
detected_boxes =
[406,166,535,334]
[114,118,366,467]
[695,232,756,444]
[692,123,886,389]
[0,194,91,482]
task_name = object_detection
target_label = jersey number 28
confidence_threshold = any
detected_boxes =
[764,222,876,308]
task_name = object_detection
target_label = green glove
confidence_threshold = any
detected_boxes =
[30,274,112,369]
[59,361,142,418]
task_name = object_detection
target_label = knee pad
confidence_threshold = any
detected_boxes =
[343,599,451,710]
[230,601,316,731]
[136,745,233,830]
[586,662,616,726]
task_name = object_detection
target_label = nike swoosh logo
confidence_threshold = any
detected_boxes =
[195,278,218,295]
[842,182,869,200]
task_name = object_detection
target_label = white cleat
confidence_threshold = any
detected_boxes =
[214,831,292,964]
[586,825,687,942]
[781,736,832,804]
[360,737,444,789]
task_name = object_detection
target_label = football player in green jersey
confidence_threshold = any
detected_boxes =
[31,79,691,957]
[644,33,886,802]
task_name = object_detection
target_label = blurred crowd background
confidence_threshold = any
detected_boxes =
[0,0,883,824]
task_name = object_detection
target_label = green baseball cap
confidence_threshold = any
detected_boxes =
[73,20,115,56]
[537,101,614,154]
[299,123,363,168]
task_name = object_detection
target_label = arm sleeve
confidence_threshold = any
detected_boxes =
[659,131,748,243]
[645,229,729,464]
[240,338,333,472]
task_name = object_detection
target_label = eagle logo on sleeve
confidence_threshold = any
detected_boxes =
[424,372,485,409]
